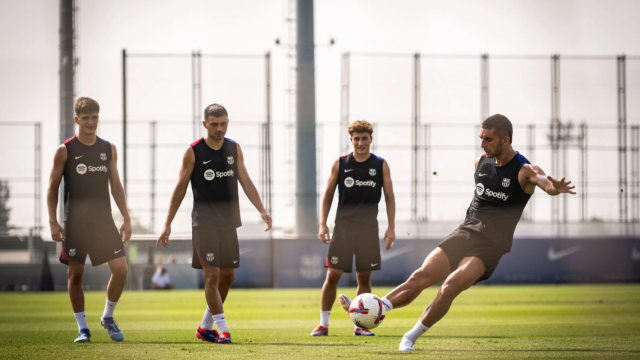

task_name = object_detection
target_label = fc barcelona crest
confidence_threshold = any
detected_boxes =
[100,153,107,161]
[68,248,76,256]
[369,168,376,176]
[206,253,214,262]
[331,256,339,265]
[502,178,511,188]
[227,156,234,165]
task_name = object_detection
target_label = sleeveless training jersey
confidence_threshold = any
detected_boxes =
[461,152,532,252]
[63,135,113,222]
[335,152,384,225]
[190,137,241,229]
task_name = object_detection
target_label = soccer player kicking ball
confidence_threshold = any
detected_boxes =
[47,97,132,343]
[339,115,576,351]
[311,120,396,337]
[157,104,272,344]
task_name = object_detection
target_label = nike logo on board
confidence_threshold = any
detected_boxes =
[547,246,582,261]
[632,247,640,260]
[75,155,84,159]
[203,160,212,164]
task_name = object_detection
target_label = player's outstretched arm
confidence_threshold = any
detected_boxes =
[108,144,132,243]
[382,160,396,250]
[522,164,576,196]
[236,143,272,231]
[318,160,339,244]
[47,145,67,242]
[157,147,195,248]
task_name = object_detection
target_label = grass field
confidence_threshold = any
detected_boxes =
[1,285,639,359]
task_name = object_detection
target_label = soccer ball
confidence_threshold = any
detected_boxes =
[348,293,386,329]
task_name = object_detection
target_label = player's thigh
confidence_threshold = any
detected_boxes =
[414,247,451,285]
[443,256,486,294]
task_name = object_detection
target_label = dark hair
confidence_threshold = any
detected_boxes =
[204,104,228,120]
[348,120,374,136]
[74,97,100,116]
[482,114,513,144]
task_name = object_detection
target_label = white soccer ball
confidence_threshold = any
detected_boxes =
[348,293,386,330]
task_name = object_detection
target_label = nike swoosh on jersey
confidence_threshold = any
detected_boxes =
[75,155,84,159]
[203,160,212,164]
[547,245,582,261]
[345,169,353,172]
[479,173,488,176]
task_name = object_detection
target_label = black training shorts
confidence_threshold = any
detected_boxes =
[438,228,505,284]
[60,220,125,266]
[191,227,240,269]
[325,220,381,273]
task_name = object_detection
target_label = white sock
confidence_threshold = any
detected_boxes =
[102,299,117,320]
[405,320,430,342]
[200,306,214,330]
[320,310,331,327]
[213,313,229,333]
[381,297,394,311]
[74,311,88,331]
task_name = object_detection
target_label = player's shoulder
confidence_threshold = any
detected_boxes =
[371,153,384,162]
[514,152,530,166]
[190,137,204,147]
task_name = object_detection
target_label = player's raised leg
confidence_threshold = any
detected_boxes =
[338,247,450,314]
[100,256,128,341]
[399,256,484,351]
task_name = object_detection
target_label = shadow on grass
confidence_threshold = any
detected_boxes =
[120,342,364,347]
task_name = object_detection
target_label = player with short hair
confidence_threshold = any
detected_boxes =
[47,97,132,343]
[339,114,576,351]
[311,120,396,337]
[157,103,272,344]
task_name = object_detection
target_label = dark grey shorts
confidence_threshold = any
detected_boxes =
[438,228,505,284]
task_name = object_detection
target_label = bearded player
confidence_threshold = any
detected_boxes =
[157,104,271,344]
[311,120,396,337]
[47,97,132,343]
[339,114,576,351]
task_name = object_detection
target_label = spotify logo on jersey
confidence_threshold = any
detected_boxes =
[344,177,355,188]
[204,169,215,181]
[76,164,87,175]
[475,183,485,196]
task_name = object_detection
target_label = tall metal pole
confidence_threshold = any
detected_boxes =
[411,53,421,222]
[340,52,350,154]
[579,123,588,222]
[265,52,272,217]
[631,125,639,222]
[550,54,561,223]
[295,0,317,236]
[35,123,42,235]
[60,0,76,144]
[122,49,128,196]
[192,50,202,140]
[527,124,535,221]
[149,121,156,234]
[617,54,628,223]
[481,54,489,121]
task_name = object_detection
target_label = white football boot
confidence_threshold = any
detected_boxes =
[399,336,416,351]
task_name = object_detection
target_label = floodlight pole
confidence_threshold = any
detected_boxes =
[295,0,318,237]
[122,48,128,195]
[550,54,561,223]
[617,54,628,223]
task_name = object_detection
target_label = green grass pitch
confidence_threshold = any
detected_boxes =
[1,285,639,359]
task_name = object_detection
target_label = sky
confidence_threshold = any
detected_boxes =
[1,0,640,237]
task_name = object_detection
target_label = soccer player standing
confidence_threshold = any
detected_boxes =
[47,97,132,343]
[157,104,271,344]
[338,115,576,351]
[311,120,396,337]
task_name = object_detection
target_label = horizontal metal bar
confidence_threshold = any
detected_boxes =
[0,122,41,126]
